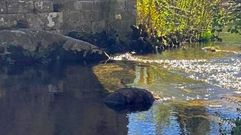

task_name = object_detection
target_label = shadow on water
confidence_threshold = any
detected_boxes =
[0,63,128,135]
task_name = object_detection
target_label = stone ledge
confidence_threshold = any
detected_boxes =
[0,29,109,64]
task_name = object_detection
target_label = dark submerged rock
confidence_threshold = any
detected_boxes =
[104,88,155,112]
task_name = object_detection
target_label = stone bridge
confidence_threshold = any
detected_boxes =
[0,0,136,35]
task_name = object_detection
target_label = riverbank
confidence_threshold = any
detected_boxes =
[67,28,181,55]
[67,24,225,55]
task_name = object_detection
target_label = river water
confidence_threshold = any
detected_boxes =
[121,43,241,135]
[96,42,241,135]
[0,42,240,135]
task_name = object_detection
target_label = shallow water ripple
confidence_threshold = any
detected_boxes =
[166,55,241,91]
[112,53,241,91]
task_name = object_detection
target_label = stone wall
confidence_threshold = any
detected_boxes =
[0,0,136,36]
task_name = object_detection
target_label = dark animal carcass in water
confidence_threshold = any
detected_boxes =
[104,88,155,112]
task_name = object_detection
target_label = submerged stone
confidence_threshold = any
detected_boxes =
[104,88,155,112]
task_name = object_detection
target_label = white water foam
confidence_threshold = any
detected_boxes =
[111,53,241,91]
[166,55,241,91]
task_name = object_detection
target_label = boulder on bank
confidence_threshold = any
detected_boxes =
[0,29,109,65]
[104,88,155,112]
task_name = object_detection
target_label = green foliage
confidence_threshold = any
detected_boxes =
[137,0,223,37]
[211,4,226,34]
[232,118,241,135]
[201,30,213,41]
[137,0,241,41]
[226,0,241,34]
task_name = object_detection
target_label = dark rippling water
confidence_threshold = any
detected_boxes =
[0,64,128,135]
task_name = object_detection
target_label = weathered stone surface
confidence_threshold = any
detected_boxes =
[0,29,109,64]
[0,14,25,29]
[104,88,155,112]
[74,1,93,11]
[0,0,136,36]
[0,2,7,14]
[0,12,63,30]
[91,20,106,33]
[34,1,54,13]
[7,1,34,14]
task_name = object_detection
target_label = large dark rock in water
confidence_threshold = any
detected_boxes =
[104,88,155,112]
[0,29,109,65]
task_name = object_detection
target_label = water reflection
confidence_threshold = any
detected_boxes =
[174,103,210,135]
[133,65,155,86]
[128,103,173,135]
[0,64,128,135]
[128,101,234,135]
[131,64,208,100]
[125,43,241,134]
